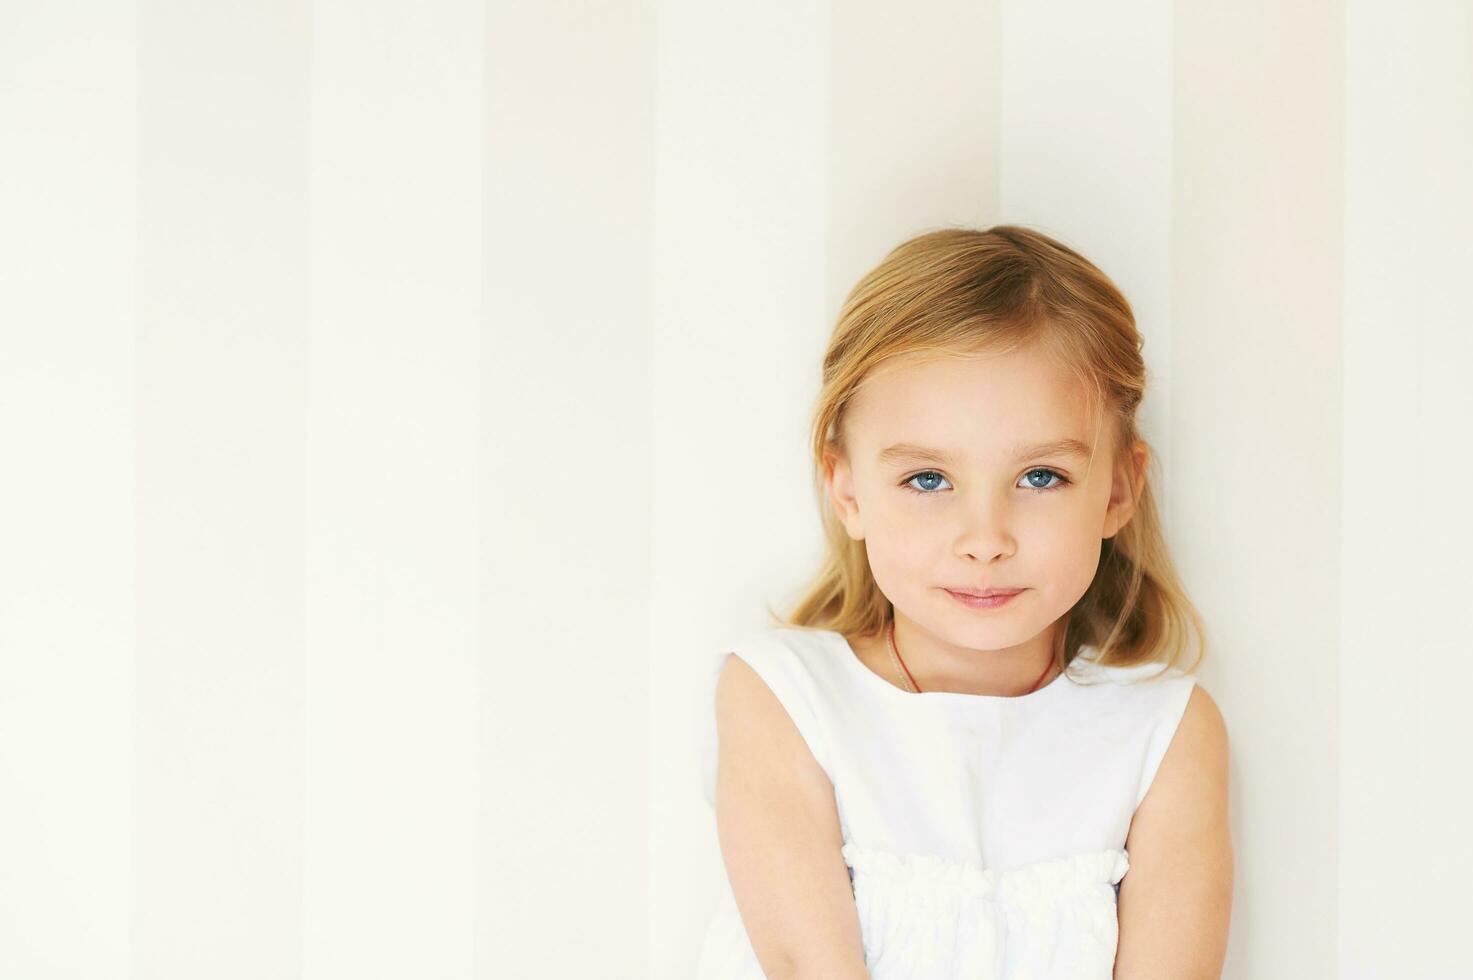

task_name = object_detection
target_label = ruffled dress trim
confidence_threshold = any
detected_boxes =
[840,842,1130,979]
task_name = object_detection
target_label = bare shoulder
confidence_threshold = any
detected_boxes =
[715,651,831,792]
[1115,681,1233,977]
[1168,682,1230,784]
[1129,681,1231,841]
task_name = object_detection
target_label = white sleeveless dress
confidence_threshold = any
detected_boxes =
[694,625,1198,980]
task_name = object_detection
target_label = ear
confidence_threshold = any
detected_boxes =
[1103,440,1149,540]
[823,446,866,541]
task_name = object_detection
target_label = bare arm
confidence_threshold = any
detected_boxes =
[1113,684,1234,979]
[714,652,871,979]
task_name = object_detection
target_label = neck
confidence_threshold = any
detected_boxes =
[890,614,1060,697]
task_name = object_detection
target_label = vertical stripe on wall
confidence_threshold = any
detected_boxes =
[134,2,309,977]
[1342,2,1473,976]
[1174,0,1342,975]
[304,2,482,978]
[0,5,137,978]
[656,0,824,971]
[481,0,655,972]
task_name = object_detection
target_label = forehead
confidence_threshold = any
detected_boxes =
[846,347,1096,459]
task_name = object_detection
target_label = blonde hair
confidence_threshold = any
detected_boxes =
[766,224,1207,677]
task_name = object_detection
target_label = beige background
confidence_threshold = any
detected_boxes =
[1,1,1468,978]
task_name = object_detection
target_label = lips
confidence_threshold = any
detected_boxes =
[946,587,1024,598]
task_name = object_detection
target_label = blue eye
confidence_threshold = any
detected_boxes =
[900,468,1072,495]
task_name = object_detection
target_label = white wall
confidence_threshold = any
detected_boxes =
[1,1,653,977]
[1,2,1468,978]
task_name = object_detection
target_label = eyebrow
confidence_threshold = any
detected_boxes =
[877,438,1094,467]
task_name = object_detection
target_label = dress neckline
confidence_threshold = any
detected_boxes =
[824,629,1076,704]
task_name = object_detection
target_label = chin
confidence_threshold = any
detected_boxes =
[935,614,1035,649]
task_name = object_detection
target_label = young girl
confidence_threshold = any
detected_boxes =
[695,226,1233,979]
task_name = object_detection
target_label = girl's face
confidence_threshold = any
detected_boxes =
[825,345,1146,657]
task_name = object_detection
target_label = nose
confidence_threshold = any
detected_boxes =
[952,491,1017,561]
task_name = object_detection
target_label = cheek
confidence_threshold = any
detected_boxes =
[1033,505,1101,553]
[1026,509,1091,550]
[861,493,919,541]
[1035,512,1106,589]
[863,520,930,571]
[857,504,933,577]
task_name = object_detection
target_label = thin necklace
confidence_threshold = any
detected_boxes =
[886,619,1056,695]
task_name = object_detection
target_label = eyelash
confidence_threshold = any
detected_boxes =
[900,468,1072,496]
